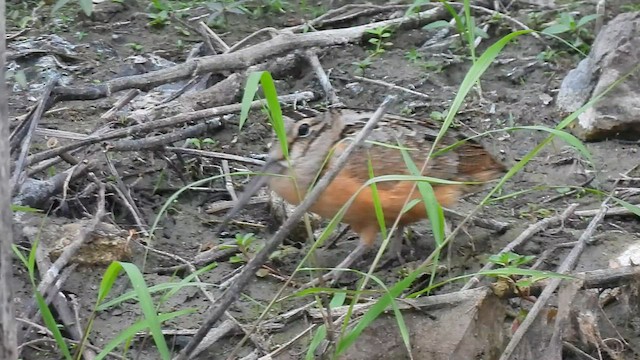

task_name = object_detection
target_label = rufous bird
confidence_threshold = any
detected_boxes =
[219,107,505,285]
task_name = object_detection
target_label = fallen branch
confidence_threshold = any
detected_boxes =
[10,76,58,194]
[26,92,314,166]
[51,7,445,102]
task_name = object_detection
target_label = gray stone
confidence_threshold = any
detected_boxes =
[556,12,640,141]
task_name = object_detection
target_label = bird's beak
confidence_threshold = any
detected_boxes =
[215,157,284,236]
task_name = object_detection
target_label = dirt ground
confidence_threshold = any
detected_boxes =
[6,0,640,359]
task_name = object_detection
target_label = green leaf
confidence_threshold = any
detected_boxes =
[329,292,347,308]
[306,325,327,360]
[398,146,445,245]
[52,0,71,14]
[36,291,73,359]
[239,71,287,158]
[79,0,93,15]
[96,262,172,360]
[239,72,264,130]
[611,198,640,218]
[577,14,600,28]
[423,20,451,30]
[512,126,592,162]
[94,310,195,360]
[542,24,571,35]
[118,262,172,359]
[11,204,41,213]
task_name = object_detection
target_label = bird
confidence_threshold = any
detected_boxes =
[219,107,506,285]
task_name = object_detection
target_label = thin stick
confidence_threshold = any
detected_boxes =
[174,95,397,360]
[462,203,578,290]
[352,75,430,99]
[221,160,238,202]
[10,76,58,194]
[26,92,313,166]
[100,89,140,120]
[103,158,148,235]
[305,50,341,105]
[198,21,230,52]
[167,147,266,166]
[0,0,18,354]
[499,200,610,360]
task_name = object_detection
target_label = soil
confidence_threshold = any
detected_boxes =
[6,0,640,359]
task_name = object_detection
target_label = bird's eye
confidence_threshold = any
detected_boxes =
[297,123,311,137]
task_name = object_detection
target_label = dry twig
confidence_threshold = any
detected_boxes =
[499,199,611,360]
[462,203,578,290]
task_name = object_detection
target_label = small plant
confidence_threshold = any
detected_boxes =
[405,48,422,63]
[185,137,218,149]
[352,58,372,76]
[351,26,392,75]
[75,31,88,40]
[488,252,535,269]
[422,59,445,73]
[486,252,543,289]
[366,26,393,57]
[207,0,250,29]
[261,0,290,13]
[225,233,257,264]
[52,0,93,16]
[621,3,640,11]
[146,0,171,27]
[299,0,325,19]
[536,49,561,62]
[423,11,488,52]
[542,12,600,53]
[405,0,430,16]
[127,42,144,52]
[429,110,447,122]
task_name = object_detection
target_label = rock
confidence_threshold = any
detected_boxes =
[556,12,640,141]
[80,0,135,23]
[45,220,131,266]
[336,288,506,360]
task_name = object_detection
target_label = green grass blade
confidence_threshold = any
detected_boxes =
[11,244,28,270]
[306,325,327,360]
[97,281,215,311]
[118,262,171,360]
[97,262,124,305]
[149,172,249,237]
[94,309,195,360]
[36,290,73,359]
[239,71,288,158]
[513,126,592,162]
[611,198,640,218]
[398,146,445,245]
[368,155,388,239]
[437,29,531,144]
[336,272,416,355]
[239,72,264,130]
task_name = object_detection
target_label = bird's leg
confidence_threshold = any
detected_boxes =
[303,243,369,288]
[302,226,377,288]
[388,225,406,266]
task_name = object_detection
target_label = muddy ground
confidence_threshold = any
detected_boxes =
[6,0,640,359]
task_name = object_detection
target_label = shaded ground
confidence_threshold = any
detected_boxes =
[6,0,640,359]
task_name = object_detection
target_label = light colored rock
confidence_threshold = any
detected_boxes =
[337,288,506,360]
[557,12,640,141]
